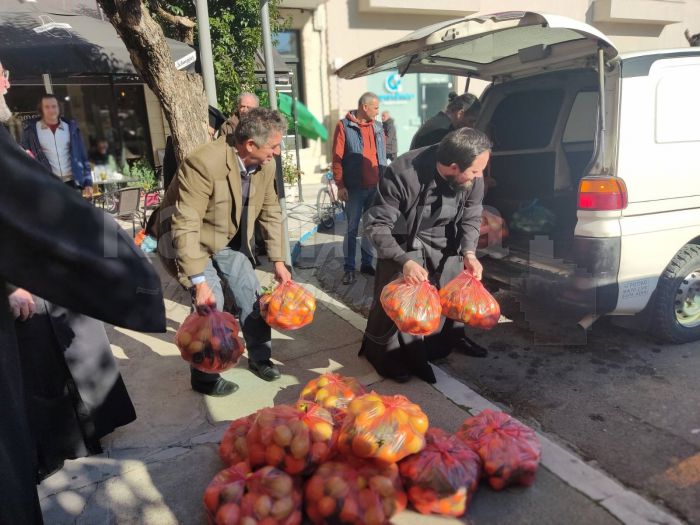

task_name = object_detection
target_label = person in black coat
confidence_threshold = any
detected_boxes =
[360,128,491,384]
[0,59,165,524]
[410,93,482,150]
[381,110,398,161]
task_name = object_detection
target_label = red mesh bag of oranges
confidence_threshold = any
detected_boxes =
[456,409,541,490]
[337,392,428,464]
[304,459,407,525]
[398,428,482,517]
[175,306,245,373]
[238,466,303,525]
[439,271,501,330]
[380,278,441,335]
[299,373,366,425]
[478,209,508,249]
[219,414,256,467]
[246,404,335,476]
[259,280,316,330]
[203,462,249,524]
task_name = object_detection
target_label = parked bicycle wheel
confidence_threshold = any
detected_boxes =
[316,187,336,230]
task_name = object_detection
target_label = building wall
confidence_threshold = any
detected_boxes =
[282,0,700,169]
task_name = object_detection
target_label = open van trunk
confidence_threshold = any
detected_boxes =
[481,69,600,261]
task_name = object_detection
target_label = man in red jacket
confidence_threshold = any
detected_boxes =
[332,92,387,285]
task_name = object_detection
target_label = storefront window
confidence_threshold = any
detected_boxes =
[4,79,153,167]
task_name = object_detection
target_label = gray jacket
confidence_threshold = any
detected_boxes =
[364,144,484,267]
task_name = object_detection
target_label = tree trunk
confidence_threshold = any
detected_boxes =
[97,0,209,165]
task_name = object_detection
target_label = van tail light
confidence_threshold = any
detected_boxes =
[578,177,628,211]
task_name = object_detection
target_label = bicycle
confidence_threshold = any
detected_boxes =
[316,170,345,230]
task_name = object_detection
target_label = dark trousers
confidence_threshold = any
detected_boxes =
[360,253,464,383]
[190,247,271,385]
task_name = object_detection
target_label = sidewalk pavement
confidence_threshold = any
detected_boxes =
[37,207,681,524]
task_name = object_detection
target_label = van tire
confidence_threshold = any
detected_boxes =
[652,243,700,343]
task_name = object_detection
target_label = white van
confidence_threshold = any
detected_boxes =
[337,11,700,342]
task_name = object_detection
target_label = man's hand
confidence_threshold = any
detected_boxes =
[193,281,216,309]
[274,261,292,284]
[9,289,36,321]
[464,252,483,280]
[402,260,429,285]
[82,185,94,199]
[337,188,349,202]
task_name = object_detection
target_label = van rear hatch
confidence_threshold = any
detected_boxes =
[336,11,618,81]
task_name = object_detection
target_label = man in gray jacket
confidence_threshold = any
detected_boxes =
[360,128,491,383]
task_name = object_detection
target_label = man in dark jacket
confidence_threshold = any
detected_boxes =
[21,94,93,196]
[0,59,165,524]
[410,93,482,150]
[381,110,398,161]
[360,128,491,384]
[332,92,387,285]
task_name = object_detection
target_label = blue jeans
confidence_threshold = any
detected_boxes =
[344,187,376,272]
[190,248,271,385]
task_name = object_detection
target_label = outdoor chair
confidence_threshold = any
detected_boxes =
[104,186,144,236]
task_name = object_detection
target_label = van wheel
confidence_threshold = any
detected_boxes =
[652,243,700,343]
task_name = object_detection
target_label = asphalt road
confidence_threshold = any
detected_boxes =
[437,292,700,524]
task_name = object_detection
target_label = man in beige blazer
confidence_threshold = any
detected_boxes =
[158,108,291,396]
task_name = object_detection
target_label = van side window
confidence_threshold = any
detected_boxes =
[489,89,564,150]
[655,68,700,143]
[562,91,599,182]
[563,91,598,144]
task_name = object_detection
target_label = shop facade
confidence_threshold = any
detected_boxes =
[280,0,699,173]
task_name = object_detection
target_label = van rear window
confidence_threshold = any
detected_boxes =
[489,89,564,150]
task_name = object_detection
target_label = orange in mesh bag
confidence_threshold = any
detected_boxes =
[439,271,501,330]
[176,307,245,373]
[304,458,407,525]
[259,280,316,330]
[456,409,541,490]
[239,466,303,525]
[338,392,428,464]
[380,278,441,336]
[203,462,249,524]
[219,414,256,467]
[398,428,481,517]
[246,404,335,476]
[299,373,366,425]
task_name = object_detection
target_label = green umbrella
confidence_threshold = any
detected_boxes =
[278,92,328,142]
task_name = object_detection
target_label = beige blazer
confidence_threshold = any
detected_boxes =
[157,135,284,288]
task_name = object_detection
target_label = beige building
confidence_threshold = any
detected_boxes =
[279,0,700,173]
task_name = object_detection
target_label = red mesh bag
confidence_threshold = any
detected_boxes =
[260,280,316,330]
[239,466,303,525]
[203,462,250,524]
[299,373,366,425]
[304,459,407,525]
[337,392,428,464]
[175,307,245,373]
[478,209,508,249]
[456,409,541,490]
[219,414,256,467]
[246,404,335,476]
[398,428,481,516]
[380,278,441,335]
[439,271,501,330]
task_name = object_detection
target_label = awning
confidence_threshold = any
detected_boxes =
[0,6,196,78]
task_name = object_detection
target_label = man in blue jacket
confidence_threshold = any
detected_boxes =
[22,93,93,197]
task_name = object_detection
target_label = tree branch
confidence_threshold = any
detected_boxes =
[148,0,195,45]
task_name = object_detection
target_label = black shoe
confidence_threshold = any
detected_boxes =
[249,359,282,381]
[342,271,356,285]
[360,265,376,276]
[191,377,239,397]
[453,337,489,358]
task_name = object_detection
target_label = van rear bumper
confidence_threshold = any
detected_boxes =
[482,236,620,315]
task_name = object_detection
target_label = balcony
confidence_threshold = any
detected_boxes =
[592,0,685,25]
[357,0,479,17]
